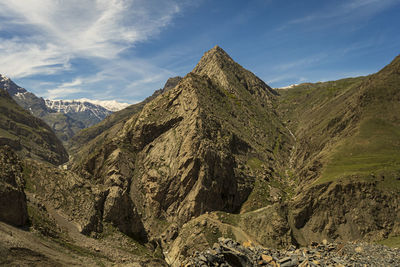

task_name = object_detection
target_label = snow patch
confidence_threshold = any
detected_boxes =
[276,84,298,89]
[75,98,131,112]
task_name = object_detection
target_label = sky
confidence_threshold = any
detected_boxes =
[0,0,399,103]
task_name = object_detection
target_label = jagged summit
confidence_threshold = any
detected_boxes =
[193,45,238,75]
[193,46,277,100]
[0,74,27,95]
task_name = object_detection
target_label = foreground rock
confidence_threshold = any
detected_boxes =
[184,238,400,267]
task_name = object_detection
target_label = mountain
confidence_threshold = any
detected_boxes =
[67,76,182,154]
[0,74,126,142]
[69,98,131,112]
[68,46,293,255]
[0,48,399,266]
[45,99,113,127]
[278,55,400,245]
[67,47,399,264]
[0,88,68,165]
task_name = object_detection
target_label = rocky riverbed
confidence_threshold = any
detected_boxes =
[183,238,400,266]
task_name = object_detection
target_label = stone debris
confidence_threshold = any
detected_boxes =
[183,238,400,266]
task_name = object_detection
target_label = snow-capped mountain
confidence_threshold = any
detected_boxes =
[276,84,299,89]
[72,98,131,112]
[45,99,113,121]
[0,74,27,95]
[0,74,132,142]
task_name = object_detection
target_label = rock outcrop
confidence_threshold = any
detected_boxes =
[0,146,28,226]
[289,179,400,246]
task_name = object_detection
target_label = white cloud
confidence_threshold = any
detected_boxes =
[41,56,174,100]
[0,0,183,78]
[46,78,84,99]
[46,88,83,100]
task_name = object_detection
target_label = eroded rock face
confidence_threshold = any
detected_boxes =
[0,146,28,226]
[71,46,289,240]
[103,185,147,241]
[129,74,247,223]
[289,180,400,245]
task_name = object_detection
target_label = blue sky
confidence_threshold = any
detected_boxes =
[0,0,399,103]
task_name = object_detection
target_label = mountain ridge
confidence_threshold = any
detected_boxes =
[0,47,399,266]
[0,75,125,141]
[0,88,68,165]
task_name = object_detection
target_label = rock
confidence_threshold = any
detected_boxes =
[355,246,363,253]
[184,238,400,267]
[261,254,273,262]
[102,186,146,240]
[0,146,28,226]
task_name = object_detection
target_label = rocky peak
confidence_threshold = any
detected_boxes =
[192,46,277,101]
[0,74,27,96]
[192,46,237,77]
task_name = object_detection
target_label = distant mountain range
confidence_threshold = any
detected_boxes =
[0,74,130,142]
[46,98,130,113]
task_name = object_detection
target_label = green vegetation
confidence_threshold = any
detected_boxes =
[53,238,110,264]
[202,225,222,246]
[247,157,263,170]
[241,177,271,212]
[27,203,59,238]
[318,118,400,189]
[278,57,400,196]
[99,223,152,257]
[377,236,400,248]
[22,163,34,192]
[215,211,240,226]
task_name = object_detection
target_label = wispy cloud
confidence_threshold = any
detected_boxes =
[279,0,399,30]
[46,78,84,99]
[273,54,328,72]
[0,0,184,99]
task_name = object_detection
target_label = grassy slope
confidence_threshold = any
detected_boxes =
[277,54,400,191]
[277,76,365,185]
[318,56,400,191]
[278,56,400,246]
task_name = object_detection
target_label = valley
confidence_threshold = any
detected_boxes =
[0,46,399,266]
